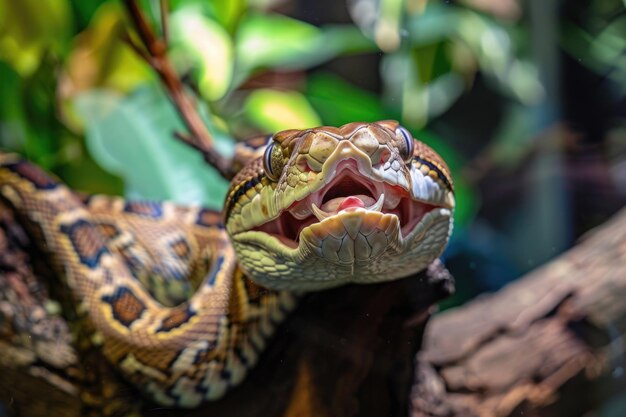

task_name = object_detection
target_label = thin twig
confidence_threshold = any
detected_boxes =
[123,0,233,179]
[160,0,169,45]
[174,131,200,151]
[122,33,153,64]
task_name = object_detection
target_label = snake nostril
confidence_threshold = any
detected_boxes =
[296,159,311,173]
[378,149,391,165]
[296,156,321,173]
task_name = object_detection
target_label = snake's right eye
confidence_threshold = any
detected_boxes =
[395,126,415,164]
[263,137,284,181]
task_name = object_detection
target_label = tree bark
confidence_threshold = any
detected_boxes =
[412,207,626,417]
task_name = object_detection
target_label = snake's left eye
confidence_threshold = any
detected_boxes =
[263,136,284,181]
[396,126,414,164]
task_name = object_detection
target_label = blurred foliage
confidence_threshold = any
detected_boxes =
[0,0,624,295]
[74,86,233,205]
[245,88,321,132]
[0,0,538,219]
[561,0,626,90]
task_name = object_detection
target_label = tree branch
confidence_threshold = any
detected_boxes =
[123,0,233,179]
[411,207,626,417]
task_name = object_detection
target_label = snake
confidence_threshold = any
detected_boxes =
[0,120,454,408]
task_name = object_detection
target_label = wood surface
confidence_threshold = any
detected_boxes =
[412,207,626,417]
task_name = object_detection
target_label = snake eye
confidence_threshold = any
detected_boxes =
[396,126,414,164]
[263,136,284,181]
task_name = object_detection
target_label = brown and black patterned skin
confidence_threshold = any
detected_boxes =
[0,121,454,408]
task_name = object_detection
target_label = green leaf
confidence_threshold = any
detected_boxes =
[161,1,247,35]
[561,20,626,90]
[245,89,321,132]
[382,51,465,128]
[305,73,393,127]
[234,13,376,85]
[404,4,544,105]
[235,13,319,73]
[69,0,105,32]
[170,8,234,101]
[0,0,72,75]
[205,0,247,32]
[74,85,233,209]
[0,61,27,152]
[65,3,152,94]
[60,2,153,133]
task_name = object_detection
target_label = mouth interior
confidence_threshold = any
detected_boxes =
[253,163,438,248]
[322,177,372,207]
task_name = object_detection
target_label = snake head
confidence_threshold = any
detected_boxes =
[225,121,454,291]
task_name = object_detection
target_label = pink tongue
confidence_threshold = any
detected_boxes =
[338,196,365,211]
[321,194,375,212]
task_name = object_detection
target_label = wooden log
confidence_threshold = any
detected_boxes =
[412,207,626,417]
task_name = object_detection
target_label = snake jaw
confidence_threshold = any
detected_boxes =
[299,209,402,263]
[233,204,453,291]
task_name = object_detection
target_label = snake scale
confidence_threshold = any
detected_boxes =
[0,120,454,408]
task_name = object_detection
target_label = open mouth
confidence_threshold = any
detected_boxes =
[254,161,439,248]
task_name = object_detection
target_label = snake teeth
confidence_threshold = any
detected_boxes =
[369,193,385,212]
[310,193,385,222]
[311,202,332,221]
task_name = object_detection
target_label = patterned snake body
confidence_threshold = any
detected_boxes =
[0,121,454,407]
